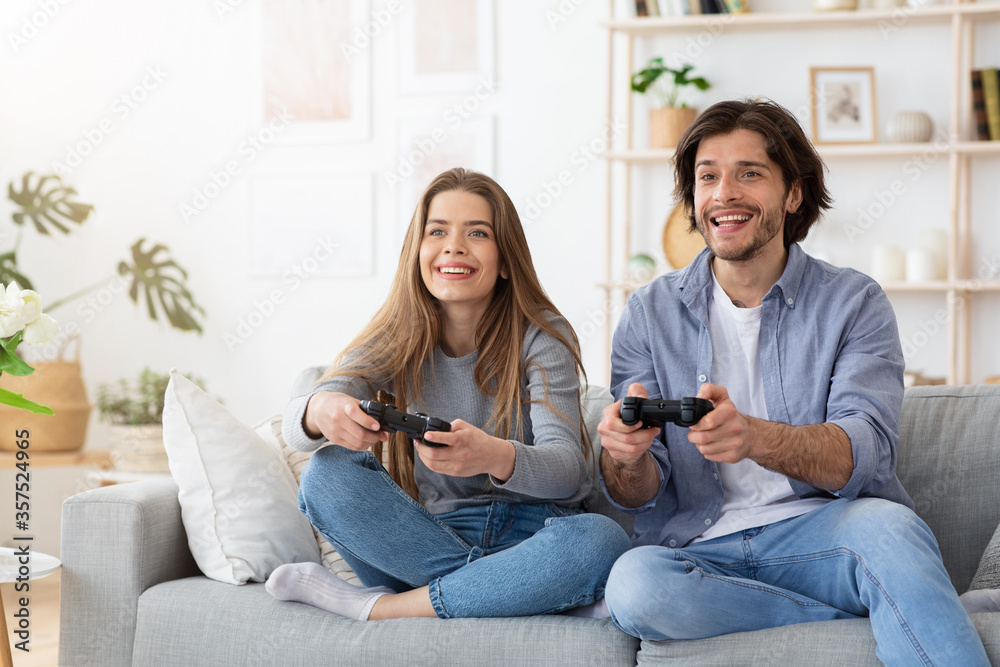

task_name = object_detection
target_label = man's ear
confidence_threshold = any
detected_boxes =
[785,180,804,214]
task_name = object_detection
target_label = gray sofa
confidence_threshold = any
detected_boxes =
[60,384,1000,666]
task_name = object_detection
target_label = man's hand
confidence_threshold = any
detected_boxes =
[687,383,854,491]
[303,391,388,451]
[598,383,662,465]
[686,383,753,464]
[597,383,661,508]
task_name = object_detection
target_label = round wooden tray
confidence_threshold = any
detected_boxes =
[662,204,705,270]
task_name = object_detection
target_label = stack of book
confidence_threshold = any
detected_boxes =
[634,0,749,16]
[972,68,1000,141]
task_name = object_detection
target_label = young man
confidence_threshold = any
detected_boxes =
[598,99,988,665]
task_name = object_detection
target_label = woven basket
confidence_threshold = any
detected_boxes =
[110,425,168,473]
[0,344,92,452]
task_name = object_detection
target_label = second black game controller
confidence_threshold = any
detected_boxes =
[620,396,714,428]
[360,400,452,446]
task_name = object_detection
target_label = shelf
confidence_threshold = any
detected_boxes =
[0,449,113,470]
[604,3,1000,35]
[957,280,1000,292]
[820,141,1000,158]
[881,281,954,293]
[603,142,1000,163]
[602,2,1000,385]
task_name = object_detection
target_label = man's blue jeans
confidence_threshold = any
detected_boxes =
[298,445,631,619]
[605,498,989,666]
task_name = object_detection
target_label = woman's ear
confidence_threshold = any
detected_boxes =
[501,264,509,280]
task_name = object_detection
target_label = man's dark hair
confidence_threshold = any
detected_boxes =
[673,98,833,247]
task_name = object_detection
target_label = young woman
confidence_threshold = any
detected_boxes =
[267,167,630,621]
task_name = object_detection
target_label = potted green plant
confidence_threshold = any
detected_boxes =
[630,60,711,149]
[95,368,206,474]
[0,171,206,452]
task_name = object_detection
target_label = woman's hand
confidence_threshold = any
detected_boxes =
[303,391,388,451]
[416,419,516,481]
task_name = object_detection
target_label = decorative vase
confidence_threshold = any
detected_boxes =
[812,0,858,10]
[626,253,657,284]
[109,424,169,473]
[0,349,92,451]
[649,107,698,150]
[885,111,934,143]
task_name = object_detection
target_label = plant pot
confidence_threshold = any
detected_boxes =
[0,355,92,451]
[649,107,698,150]
[109,424,169,473]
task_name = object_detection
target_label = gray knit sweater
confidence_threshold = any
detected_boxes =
[282,318,590,514]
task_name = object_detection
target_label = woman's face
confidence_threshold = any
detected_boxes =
[419,189,507,310]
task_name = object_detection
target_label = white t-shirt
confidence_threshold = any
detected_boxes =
[695,267,831,542]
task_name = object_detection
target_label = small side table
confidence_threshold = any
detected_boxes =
[0,547,61,667]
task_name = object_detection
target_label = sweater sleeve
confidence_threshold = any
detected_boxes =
[491,317,590,501]
[280,375,378,453]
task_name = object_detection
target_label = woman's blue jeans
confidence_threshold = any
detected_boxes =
[297,445,632,619]
[604,497,989,666]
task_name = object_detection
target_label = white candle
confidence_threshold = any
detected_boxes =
[872,246,905,284]
[906,248,937,283]
[918,228,948,281]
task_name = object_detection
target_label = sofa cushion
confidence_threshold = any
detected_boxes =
[162,370,320,585]
[635,614,1000,666]
[961,520,1000,613]
[972,521,1000,591]
[131,576,639,667]
[581,385,633,535]
[256,413,363,585]
[896,384,1000,593]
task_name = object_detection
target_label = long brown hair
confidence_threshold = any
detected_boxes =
[673,99,833,246]
[323,168,587,499]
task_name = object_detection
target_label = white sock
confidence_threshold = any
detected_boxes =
[265,562,393,620]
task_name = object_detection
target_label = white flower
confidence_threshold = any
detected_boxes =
[22,313,60,345]
[0,281,51,340]
[0,283,26,338]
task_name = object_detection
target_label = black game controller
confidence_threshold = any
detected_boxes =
[620,396,714,429]
[360,400,452,446]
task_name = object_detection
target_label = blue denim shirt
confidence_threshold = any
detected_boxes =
[601,244,913,549]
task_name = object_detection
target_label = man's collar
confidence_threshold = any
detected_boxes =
[678,244,807,310]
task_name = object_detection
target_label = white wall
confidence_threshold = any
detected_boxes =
[1,0,998,454]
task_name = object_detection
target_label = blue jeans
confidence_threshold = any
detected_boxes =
[298,445,631,619]
[605,498,989,666]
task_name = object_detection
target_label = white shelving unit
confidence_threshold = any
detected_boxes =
[600,0,1000,385]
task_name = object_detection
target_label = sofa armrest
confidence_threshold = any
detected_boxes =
[59,477,198,667]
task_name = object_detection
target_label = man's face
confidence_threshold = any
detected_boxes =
[692,129,802,265]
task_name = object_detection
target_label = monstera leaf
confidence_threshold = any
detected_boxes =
[118,239,205,334]
[0,251,32,290]
[8,172,95,235]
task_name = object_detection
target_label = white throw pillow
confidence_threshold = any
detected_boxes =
[254,414,362,586]
[162,370,320,585]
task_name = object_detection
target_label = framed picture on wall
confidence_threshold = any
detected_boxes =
[398,0,495,93]
[809,67,877,145]
[391,115,495,238]
[262,0,371,143]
